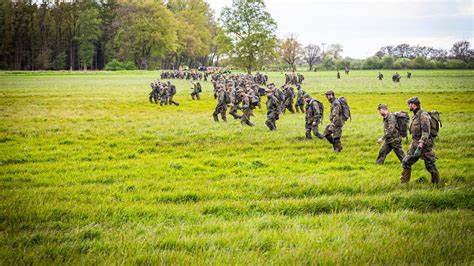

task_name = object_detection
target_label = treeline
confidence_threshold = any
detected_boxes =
[281,38,474,71]
[0,0,225,70]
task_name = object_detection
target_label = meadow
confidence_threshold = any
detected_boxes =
[0,70,473,264]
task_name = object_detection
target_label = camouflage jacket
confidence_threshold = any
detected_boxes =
[329,99,344,125]
[266,95,280,115]
[216,90,226,106]
[305,99,321,124]
[382,113,400,143]
[410,108,431,145]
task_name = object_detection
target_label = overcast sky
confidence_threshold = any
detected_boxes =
[207,0,474,59]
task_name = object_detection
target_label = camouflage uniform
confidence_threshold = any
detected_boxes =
[149,83,160,104]
[240,94,254,126]
[305,97,323,139]
[401,98,439,183]
[265,93,280,130]
[295,86,306,113]
[376,112,405,164]
[282,86,295,114]
[191,83,201,100]
[323,91,344,152]
[160,85,169,106]
[213,88,227,122]
[229,88,242,120]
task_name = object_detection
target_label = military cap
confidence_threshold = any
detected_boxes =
[407,96,421,105]
[325,90,335,96]
[377,104,388,110]
[303,94,311,98]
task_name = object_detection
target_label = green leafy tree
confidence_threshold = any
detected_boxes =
[220,0,277,73]
[78,5,102,70]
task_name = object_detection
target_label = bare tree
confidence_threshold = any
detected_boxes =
[280,33,303,71]
[303,44,321,71]
[451,41,472,63]
[327,43,343,59]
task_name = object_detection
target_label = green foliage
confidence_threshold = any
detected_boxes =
[0,70,473,263]
[104,59,138,71]
[220,0,278,73]
[78,6,102,70]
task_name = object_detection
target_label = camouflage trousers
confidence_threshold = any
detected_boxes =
[191,92,200,100]
[168,95,179,106]
[305,121,321,139]
[402,139,438,173]
[376,139,405,164]
[229,105,241,119]
[149,93,159,104]
[213,104,227,121]
[241,108,254,126]
[295,101,304,113]
[265,112,279,130]
[282,100,295,114]
[324,123,343,139]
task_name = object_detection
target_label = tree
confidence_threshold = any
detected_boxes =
[303,44,321,71]
[220,0,277,73]
[114,2,178,70]
[280,33,302,71]
[210,27,232,66]
[393,43,411,58]
[451,41,472,63]
[78,5,102,70]
[327,43,343,59]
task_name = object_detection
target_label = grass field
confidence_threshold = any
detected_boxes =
[0,70,473,264]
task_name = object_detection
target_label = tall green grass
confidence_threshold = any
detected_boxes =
[0,70,473,264]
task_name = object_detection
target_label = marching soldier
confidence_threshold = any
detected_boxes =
[376,104,405,164]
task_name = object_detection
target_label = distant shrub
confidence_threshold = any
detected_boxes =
[105,59,138,71]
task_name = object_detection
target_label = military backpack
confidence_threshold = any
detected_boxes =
[394,111,410,140]
[338,97,352,122]
[428,110,442,138]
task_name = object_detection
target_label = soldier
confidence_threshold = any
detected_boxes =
[407,72,412,79]
[239,89,254,126]
[336,70,341,79]
[375,104,405,164]
[265,88,280,130]
[297,73,304,84]
[213,86,227,122]
[400,97,440,184]
[160,84,169,106]
[321,90,345,152]
[167,81,179,106]
[190,81,201,100]
[229,86,242,120]
[378,72,384,80]
[392,73,401,82]
[282,85,295,114]
[345,66,350,75]
[149,82,159,104]
[294,84,306,113]
[304,94,324,139]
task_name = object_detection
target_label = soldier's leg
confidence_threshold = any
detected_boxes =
[305,123,312,139]
[376,143,392,165]
[191,92,195,100]
[212,106,219,122]
[295,103,300,113]
[288,102,295,113]
[220,105,227,122]
[229,106,241,119]
[391,141,405,163]
[149,95,153,103]
[400,142,419,183]
[196,93,200,100]
[421,144,439,183]
[332,125,343,152]
[323,124,334,144]
[300,105,305,113]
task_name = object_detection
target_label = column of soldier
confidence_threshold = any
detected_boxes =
[151,71,441,185]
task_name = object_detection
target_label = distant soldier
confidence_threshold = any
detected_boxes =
[407,72,412,79]
[282,85,295,114]
[344,66,349,75]
[149,82,159,104]
[400,97,440,184]
[229,86,242,120]
[376,104,405,164]
[160,85,169,106]
[190,81,201,100]
[265,89,280,130]
[297,73,305,84]
[304,94,324,139]
[336,70,341,79]
[294,84,306,113]
[167,81,179,106]
[392,73,401,82]
[378,72,384,80]
[239,89,254,126]
[321,90,345,152]
[213,87,228,122]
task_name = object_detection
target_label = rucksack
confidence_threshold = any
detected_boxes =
[312,99,325,124]
[394,111,410,140]
[338,97,351,122]
[428,110,442,138]
[224,91,231,104]
[169,85,176,95]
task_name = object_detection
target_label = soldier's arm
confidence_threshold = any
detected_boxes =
[382,115,397,140]
[420,112,431,145]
